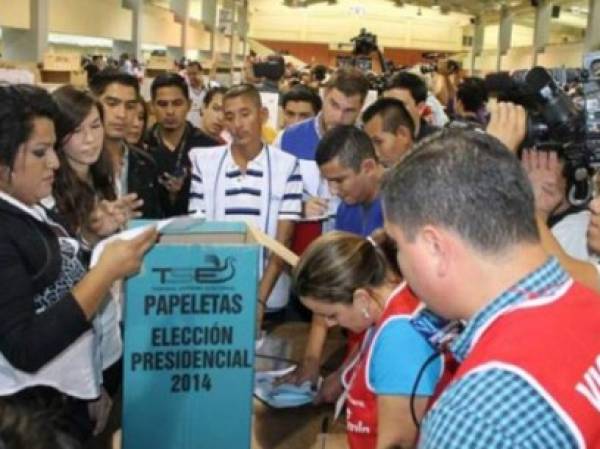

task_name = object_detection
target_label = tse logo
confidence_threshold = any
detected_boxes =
[152,255,235,284]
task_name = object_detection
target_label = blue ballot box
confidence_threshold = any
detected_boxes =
[122,221,262,449]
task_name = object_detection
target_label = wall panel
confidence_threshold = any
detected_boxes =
[0,0,30,29]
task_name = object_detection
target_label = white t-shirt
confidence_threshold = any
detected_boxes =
[551,210,592,261]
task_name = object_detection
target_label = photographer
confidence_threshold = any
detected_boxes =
[522,150,593,262]
[484,99,600,293]
[254,54,285,94]
[431,58,461,111]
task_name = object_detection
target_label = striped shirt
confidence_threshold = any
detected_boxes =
[419,257,579,449]
[189,145,303,227]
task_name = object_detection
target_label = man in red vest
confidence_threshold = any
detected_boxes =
[382,128,600,449]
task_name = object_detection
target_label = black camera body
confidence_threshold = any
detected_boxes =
[351,28,378,56]
[252,56,285,81]
[485,53,600,203]
[349,28,388,92]
[486,55,600,170]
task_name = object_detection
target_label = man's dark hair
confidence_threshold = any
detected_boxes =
[0,84,58,170]
[0,399,80,449]
[316,125,377,172]
[385,71,428,104]
[150,73,189,101]
[203,86,228,107]
[381,128,539,253]
[362,97,415,136]
[457,77,488,113]
[281,86,322,115]
[89,68,140,97]
[187,61,203,71]
[325,68,370,102]
[311,64,328,82]
[223,83,262,109]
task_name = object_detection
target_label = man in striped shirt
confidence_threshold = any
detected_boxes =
[188,84,302,320]
[382,129,600,449]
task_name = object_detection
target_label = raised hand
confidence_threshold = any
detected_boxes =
[521,149,565,219]
[487,102,527,153]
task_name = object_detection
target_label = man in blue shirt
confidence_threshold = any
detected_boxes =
[382,128,600,449]
[315,125,385,237]
[277,68,369,221]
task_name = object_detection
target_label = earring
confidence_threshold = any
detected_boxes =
[362,308,371,319]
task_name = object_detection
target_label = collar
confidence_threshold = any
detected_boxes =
[226,143,268,171]
[153,123,190,149]
[314,113,324,139]
[450,257,569,362]
[0,190,49,223]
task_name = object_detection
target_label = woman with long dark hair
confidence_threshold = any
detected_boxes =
[52,85,141,244]
[51,85,144,435]
[0,84,156,443]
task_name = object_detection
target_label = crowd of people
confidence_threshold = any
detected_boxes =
[1,51,599,449]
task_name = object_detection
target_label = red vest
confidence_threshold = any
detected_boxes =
[341,283,420,449]
[290,222,322,255]
[452,280,600,449]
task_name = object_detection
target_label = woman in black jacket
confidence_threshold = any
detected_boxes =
[0,84,156,443]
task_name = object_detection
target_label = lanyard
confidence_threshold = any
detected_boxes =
[334,326,375,421]
[213,144,273,260]
[154,124,190,174]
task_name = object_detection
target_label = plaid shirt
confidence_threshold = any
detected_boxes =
[419,257,580,449]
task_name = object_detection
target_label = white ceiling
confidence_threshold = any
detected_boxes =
[146,0,591,30]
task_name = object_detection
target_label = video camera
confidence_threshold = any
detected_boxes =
[350,28,388,92]
[252,55,285,82]
[485,52,600,203]
[352,29,378,56]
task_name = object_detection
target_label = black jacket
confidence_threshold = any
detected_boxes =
[146,123,220,217]
[127,144,164,219]
[0,198,90,373]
